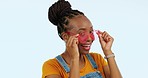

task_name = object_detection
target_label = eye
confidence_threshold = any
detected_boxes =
[79,32,85,36]
[89,30,94,34]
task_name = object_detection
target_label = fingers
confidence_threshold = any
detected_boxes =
[101,31,114,42]
[66,36,74,47]
[102,31,110,42]
[97,31,105,47]
[98,31,104,42]
[97,30,113,42]
[95,30,102,36]
[66,34,79,48]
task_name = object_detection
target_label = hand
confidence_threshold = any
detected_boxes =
[96,31,114,55]
[65,34,79,59]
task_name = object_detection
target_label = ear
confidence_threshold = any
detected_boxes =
[61,32,69,42]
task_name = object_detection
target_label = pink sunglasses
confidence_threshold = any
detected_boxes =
[66,30,101,44]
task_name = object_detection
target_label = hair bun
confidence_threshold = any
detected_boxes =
[48,0,72,26]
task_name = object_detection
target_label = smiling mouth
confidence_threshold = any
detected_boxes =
[81,44,91,51]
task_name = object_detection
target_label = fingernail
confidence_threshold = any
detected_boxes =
[76,34,79,37]
[99,34,102,36]
[95,30,101,34]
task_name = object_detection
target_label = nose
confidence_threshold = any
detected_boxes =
[86,33,95,42]
[86,35,92,42]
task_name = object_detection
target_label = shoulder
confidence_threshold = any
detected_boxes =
[43,57,59,68]
[42,57,62,78]
[43,58,56,69]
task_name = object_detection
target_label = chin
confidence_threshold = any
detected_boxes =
[79,50,90,55]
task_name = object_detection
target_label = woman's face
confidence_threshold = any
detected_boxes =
[66,15,95,55]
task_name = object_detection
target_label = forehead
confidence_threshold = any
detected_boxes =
[68,15,93,31]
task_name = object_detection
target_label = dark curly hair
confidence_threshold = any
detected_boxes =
[48,0,84,39]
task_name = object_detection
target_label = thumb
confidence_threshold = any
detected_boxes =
[95,30,103,43]
[98,33,105,47]
[98,33,103,42]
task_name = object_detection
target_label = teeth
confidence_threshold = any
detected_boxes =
[83,45,90,47]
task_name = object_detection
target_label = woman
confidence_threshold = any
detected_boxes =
[42,0,122,78]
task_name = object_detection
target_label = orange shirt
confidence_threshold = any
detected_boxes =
[42,53,107,78]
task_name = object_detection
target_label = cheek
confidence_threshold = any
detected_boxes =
[90,33,95,41]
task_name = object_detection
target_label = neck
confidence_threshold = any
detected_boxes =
[79,53,84,61]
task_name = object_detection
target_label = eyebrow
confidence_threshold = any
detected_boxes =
[78,28,86,31]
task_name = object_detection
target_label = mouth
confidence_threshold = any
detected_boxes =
[81,44,91,51]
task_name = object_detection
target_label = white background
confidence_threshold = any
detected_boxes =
[0,0,148,78]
